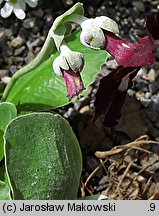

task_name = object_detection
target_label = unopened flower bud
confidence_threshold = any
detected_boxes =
[53,45,84,76]
[53,45,85,99]
[80,16,119,50]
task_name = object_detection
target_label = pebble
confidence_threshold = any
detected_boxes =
[87,5,95,16]
[9,65,18,75]
[132,1,145,12]
[132,7,141,18]
[4,57,13,65]
[25,51,35,64]
[127,89,136,96]
[13,57,24,65]
[147,69,157,82]
[14,46,26,56]
[10,22,19,35]
[140,98,151,108]
[11,36,25,48]
[149,81,159,94]
[1,76,11,84]
[0,69,8,78]
[22,18,36,29]
[32,9,44,18]
[66,0,73,6]
[121,0,130,5]
[146,95,159,126]
[145,92,152,99]
[79,105,90,114]
[0,28,6,42]
[135,77,150,92]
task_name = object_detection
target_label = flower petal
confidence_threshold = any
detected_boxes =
[104,31,155,67]
[53,55,69,77]
[1,2,13,18]
[62,69,84,100]
[25,0,38,8]
[95,16,119,34]
[92,66,140,126]
[13,3,26,19]
[146,10,159,40]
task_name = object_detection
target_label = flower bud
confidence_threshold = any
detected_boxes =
[53,45,85,99]
[80,16,119,50]
[53,45,84,76]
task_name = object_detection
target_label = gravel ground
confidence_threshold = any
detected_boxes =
[0,0,159,199]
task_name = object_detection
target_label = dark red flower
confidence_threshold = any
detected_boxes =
[93,11,159,127]
[62,69,84,100]
[104,32,155,67]
[92,66,139,126]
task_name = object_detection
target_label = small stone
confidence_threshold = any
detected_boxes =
[4,46,13,56]
[66,0,73,5]
[13,57,24,65]
[127,89,135,96]
[0,58,3,65]
[0,28,6,42]
[43,14,53,27]
[79,105,90,114]
[11,36,25,48]
[0,69,8,78]
[140,98,151,107]
[121,0,130,4]
[10,65,18,75]
[11,22,19,35]
[136,91,145,100]
[5,28,14,37]
[147,69,157,82]
[27,37,44,50]
[106,59,118,69]
[14,46,26,56]
[135,77,149,92]
[32,9,44,18]
[25,51,35,64]
[149,82,159,94]
[63,107,74,119]
[23,18,36,29]
[145,92,151,99]
[132,1,145,12]
[87,5,95,16]
[1,76,11,84]
[132,7,141,18]
[4,57,13,65]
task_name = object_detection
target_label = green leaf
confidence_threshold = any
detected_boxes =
[0,181,10,200]
[0,102,17,161]
[4,113,82,200]
[0,165,9,185]
[51,2,84,49]
[2,30,107,112]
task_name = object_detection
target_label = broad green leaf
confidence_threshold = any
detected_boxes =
[2,30,107,112]
[0,130,4,161]
[0,181,10,200]
[0,165,9,185]
[0,102,17,161]
[51,2,84,49]
[4,113,82,200]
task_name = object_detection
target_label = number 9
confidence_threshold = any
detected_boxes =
[150,203,155,211]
